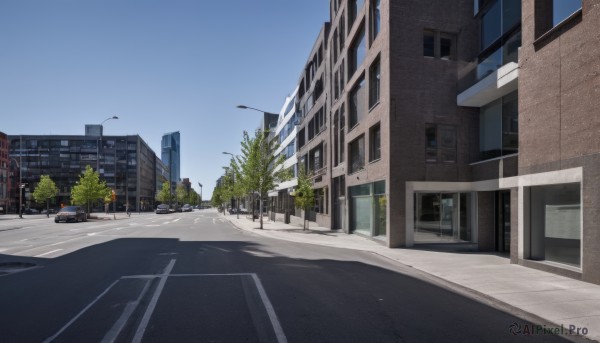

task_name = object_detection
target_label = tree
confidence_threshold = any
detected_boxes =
[32,175,59,217]
[176,183,187,207]
[294,165,315,230]
[156,181,172,204]
[237,129,291,229]
[71,165,111,217]
[226,159,247,219]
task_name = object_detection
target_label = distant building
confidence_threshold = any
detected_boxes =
[0,132,9,212]
[7,133,164,212]
[161,131,181,192]
[269,87,300,224]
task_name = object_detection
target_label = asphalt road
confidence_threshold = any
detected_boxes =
[0,210,579,342]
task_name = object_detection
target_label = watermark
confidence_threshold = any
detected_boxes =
[508,322,589,336]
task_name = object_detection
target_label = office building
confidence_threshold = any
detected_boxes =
[161,131,181,192]
[7,132,165,212]
[0,132,9,212]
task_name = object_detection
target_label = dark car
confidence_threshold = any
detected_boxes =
[55,206,87,223]
[155,204,169,214]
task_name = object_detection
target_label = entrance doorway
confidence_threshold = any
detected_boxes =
[495,190,511,253]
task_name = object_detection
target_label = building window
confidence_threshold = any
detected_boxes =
[425,124,456,164]
[349,181,386,237]
[350,0,365,24]
[369,57,380,108]
[423,30,435,57]
[423,30,456,60]
[414,193,472,243]
[340,104,345,163]
[479,91,518,160]
[528,183,581,267]
[370,0,381,42]
[349,75,366,128]
[349,24,366,77]
[369,123,381,162]
[349,135,365,174]
[535,0,582,38]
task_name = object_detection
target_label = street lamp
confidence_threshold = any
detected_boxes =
[236,105,279,222]
[197,182,203,208]
[97,116,119,172]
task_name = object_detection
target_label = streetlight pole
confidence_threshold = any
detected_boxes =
[236,105,279,224]
[197,182,203,208]
[97,116,119,172]
[223,152,239,219]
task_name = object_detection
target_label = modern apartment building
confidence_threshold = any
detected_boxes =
[269,87,300,224]
[161,131,181,192]
[514,1,598,283]
[262,0,600,284]
[295,23,331,227]
[7,132,165,212]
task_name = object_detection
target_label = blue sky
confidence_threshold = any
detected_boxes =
[0,0,329,199]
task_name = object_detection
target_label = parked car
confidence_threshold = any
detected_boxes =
[55,206,87,223]
[41,209,57,214]
[155,204,169,214]
[25,208,40,214]
[182,204,192,212]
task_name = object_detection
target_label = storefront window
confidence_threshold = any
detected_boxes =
[349,181,386,238]
[529,183,581,267]
[414,192,472,243]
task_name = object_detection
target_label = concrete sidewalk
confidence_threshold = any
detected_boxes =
[222,213,600,342]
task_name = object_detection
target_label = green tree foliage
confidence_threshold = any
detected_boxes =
[156,181,172,204]
[211,184,224,210]
[226,158,246,219]
[237,130,291,229]
[294,165,315,230]
[176,183,187,206]
[70,165,111,216]
[189,189,199,206]
[32,175,59,217]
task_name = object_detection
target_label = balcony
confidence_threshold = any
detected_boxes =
[457,61,518,107]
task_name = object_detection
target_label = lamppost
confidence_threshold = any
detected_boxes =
[97,116,119,172]
[197,182,203,208]
[236,105,279,222]
[223,152,239,218]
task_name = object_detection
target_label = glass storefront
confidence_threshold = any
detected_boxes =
[529,183,581,267]
[414,192,472,243]
[349,181,386,238]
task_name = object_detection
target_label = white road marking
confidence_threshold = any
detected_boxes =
[132,259,176,343]
[34,249,63,257]
[205,245,231,253]
[100,279,152,343]
[122,272,287,343]
[42,279,121,343]
[172,218,181,222]
[251,273,288,343]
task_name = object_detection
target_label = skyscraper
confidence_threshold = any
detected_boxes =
[161,131,181,191]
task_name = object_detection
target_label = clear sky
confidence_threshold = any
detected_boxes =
[0,0,329,200]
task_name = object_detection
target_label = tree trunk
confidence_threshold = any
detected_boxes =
[46,199,50,218]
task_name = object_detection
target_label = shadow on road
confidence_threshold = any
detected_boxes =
[0,238,584,343]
